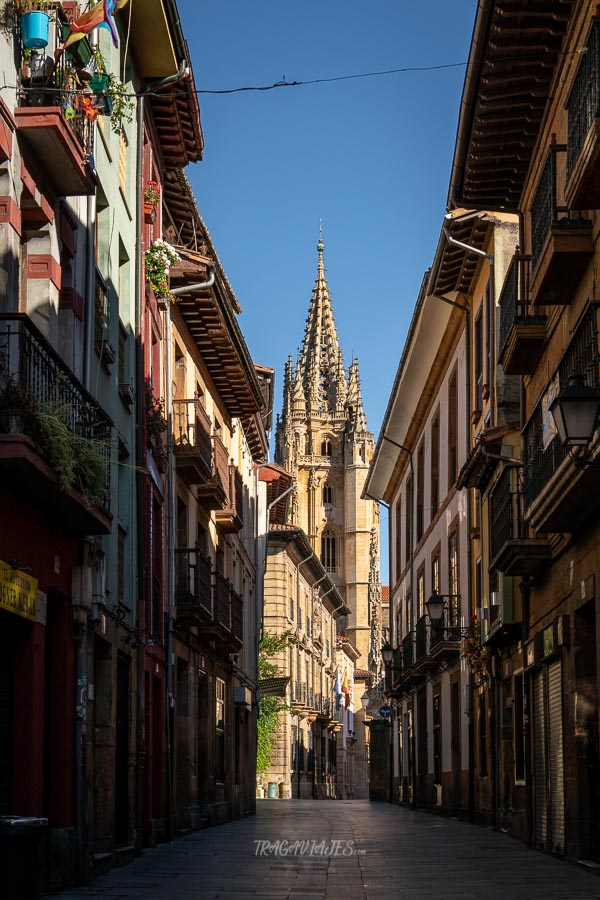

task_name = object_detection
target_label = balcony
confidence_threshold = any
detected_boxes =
[428,610,462,664]
[498,254,546,375]
[196,433,228,510]
[565,19,600,209]
[198,570,242,651]
[215,464,244,533]
[231,588,243,646]
[175,547,212,627]
[413,616,438,674]
[489,467,551,576]
[173,398,212,485]
[291,681,307,707]
[530,148,592,306]
[523,305,600,533]
[0,314,112,535]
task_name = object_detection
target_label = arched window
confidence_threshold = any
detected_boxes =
[321,529,337,573]
[322,484,333,506]
[321,439,333,457]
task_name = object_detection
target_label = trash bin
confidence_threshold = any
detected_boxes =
[279,782,292,799]
[267,782,278,799]
[0,816,48,900]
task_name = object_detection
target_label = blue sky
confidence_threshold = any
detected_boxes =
[179,1,477,577]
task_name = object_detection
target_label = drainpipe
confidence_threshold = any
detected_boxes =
[163,271,217,841]
[441,225,485,825]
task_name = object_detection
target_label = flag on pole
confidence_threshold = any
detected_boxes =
[334,669,342,710]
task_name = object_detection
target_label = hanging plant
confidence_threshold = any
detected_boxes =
[144,180,160,208]
[144,379,167,440]
[464,617,490,682]
[105,73,135,133]
[145,238,181,301]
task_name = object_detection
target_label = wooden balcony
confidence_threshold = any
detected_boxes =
[0,315,112,535]
[498,254,546,375]
[530,149,592,306]
[196,433,228,510]
[175,547,213,627]
[15,103,95,197]
[215,464,244,533]
[565,19,600,209]
[489,467,551,576]
[173,398,212,485]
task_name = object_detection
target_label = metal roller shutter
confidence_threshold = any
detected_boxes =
[0,629,12,814]
[547,660,564,854]
[533,670,547,849]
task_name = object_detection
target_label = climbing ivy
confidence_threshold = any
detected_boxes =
[257,630,296,777]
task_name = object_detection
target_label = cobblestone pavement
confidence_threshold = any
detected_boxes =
[48,800,600,900]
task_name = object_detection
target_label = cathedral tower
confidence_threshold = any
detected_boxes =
[275,232,381,670]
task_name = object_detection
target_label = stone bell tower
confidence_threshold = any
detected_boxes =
[275,230,382,671]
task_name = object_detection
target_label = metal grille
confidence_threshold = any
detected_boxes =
[213,571,231,630]
[402,631,415,671]
[531,153,557,270]
[490,467,525,561]
[0,315,112,506]
[567,20,600,178]
[523,305,600,508]
[173,399,212,467]
[498,254,534,358]
[174,548,212,616]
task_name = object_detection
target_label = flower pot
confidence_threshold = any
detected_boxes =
[90,73,109,92]
[21,11,50,50]
[143,202,156,224]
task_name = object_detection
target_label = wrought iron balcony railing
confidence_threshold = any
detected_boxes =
[567,19,600,180]
[175,547,212,619]
[523,304,600,511]
[0,314,112,509]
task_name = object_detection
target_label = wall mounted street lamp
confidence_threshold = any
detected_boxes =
[549,374,600,466]
[425,592,471,639]
[381,641,402,672]
[360,691,371,710]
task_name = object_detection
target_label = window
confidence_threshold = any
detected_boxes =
[416,441,424,542]
[395,496,402,583]
[94,268,110,346]
[474,307,483,407]
[486,277,494,388]
[405,591,412,634]
[118,322,127,387]
[405,477,412,566]
[323,483,333,506]
[417,564,425,620]
[215,678,225,783]
[448,369,458,488]
[448,527,459,626]
[297,600,302,631]
[431,548,440,596]
[289,597,294,622]
[321,439,333,457]
[321,529,337,573]
[431,413,439,517]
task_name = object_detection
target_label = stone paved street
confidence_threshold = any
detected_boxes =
[48,800,600,900]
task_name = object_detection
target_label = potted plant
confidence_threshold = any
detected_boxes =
[145,239,181,301]
[105,73,135,133]
[143,180,160,223]
[88,46,109,93]
[18,0,52,50]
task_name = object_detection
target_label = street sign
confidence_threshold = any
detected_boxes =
[379,704,392,718]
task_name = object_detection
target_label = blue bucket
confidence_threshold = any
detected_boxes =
[21,11,50,50]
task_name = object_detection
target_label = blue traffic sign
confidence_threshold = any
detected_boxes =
[379,704,392,718]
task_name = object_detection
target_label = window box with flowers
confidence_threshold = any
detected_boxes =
[144,180,160,223]
[145,239,181,303]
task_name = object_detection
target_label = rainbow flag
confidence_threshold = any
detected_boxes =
[64,0,130,49]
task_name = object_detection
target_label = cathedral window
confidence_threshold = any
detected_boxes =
[323,484,333,506]
[321,439,333,457]
[321,529,337,573]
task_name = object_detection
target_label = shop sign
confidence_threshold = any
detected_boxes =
[0,560,38,621]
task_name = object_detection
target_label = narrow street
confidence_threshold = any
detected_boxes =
[49,801,600,900]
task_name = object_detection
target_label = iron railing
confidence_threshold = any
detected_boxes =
[0,314,112,506]
[566,20,600,178]
[402,632,416,671]
[523,305,600,508]
[489,467,525,561]
[531,148,588,271]
[231,589,243,643]
[174,547,212,616]
[212,433,230,493]
[415,615,429,661]
[498,253,538,356]
[173,398,212,467]
[213,570,231,631]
